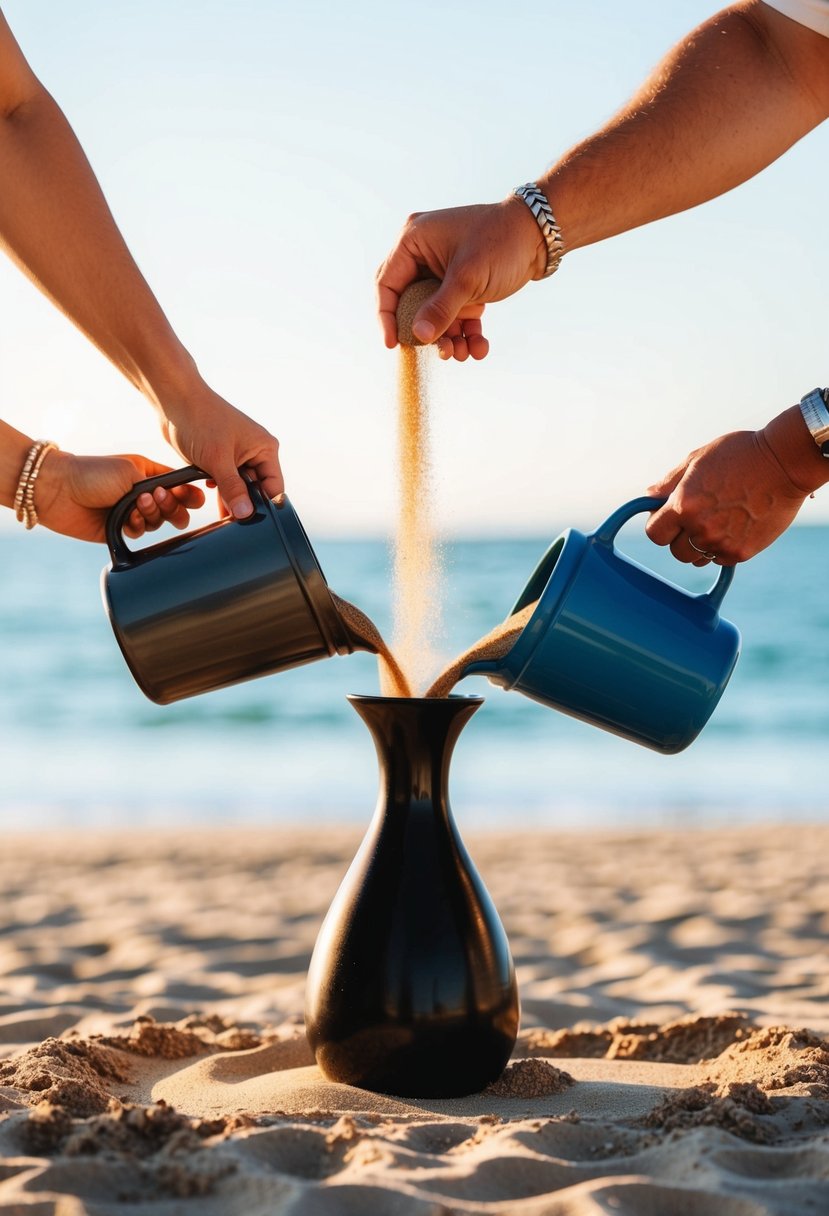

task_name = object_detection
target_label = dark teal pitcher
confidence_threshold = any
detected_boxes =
[457,497,740,754]
[102,467,365,704]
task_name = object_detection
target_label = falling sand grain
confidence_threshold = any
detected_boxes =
[392,339,441,695]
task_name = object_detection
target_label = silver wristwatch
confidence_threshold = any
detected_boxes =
[799,388,829,458]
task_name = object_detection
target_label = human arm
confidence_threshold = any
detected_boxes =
[0,9,281,517]
[376,0,829,359]
[643,402,829,565]
[0,420,205,544]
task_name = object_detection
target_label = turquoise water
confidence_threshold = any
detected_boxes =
[1,522,828,830]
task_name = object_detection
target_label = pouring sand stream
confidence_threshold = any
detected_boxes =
[425,600,539,699]
[330,592,413,699]
[391,293,441,695]
[334,278,536,700]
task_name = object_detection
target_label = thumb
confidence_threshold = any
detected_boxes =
[412,273,477,344]
[646,462,686,499]
[213,467,254,519]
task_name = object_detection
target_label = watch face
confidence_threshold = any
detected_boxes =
[799,390,829,451]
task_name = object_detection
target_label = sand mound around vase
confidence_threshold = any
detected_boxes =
[3,824,829,1214]
[3,1010,829,1214]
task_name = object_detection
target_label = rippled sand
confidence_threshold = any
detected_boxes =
[2,824,829,1214]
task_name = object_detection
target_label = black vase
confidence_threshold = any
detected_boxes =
[304,694,520,1097]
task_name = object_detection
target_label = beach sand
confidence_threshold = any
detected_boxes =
[2,823,829,1214]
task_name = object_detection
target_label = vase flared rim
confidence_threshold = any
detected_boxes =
[346,693,485,706]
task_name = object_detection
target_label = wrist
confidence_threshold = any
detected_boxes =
[136,348,204,420]
[28,447,70,530]
[759,404,829,496]
[503,193,549,280]
[0,425,32,510]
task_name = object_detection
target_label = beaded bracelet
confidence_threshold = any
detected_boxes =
[13,440,59,530]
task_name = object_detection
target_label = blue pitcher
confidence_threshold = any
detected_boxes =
[459,497,740,754]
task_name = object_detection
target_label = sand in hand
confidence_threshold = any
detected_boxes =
[395,276,441,346]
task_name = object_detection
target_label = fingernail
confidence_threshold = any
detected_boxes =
[232,498,254,519]
[154,487,168,503]
[412,319,435,343]
[138,493,153,509]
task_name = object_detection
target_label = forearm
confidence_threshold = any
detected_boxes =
[0,12,282,513]
[542,1,829,252]
[0,84,199,409]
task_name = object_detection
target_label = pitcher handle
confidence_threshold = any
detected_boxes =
[593,495,734,611]
[105,466,266,569]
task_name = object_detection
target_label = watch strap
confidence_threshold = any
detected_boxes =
[512,183,565,279]
[799,388,829,457]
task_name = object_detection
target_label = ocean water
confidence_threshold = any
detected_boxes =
[1,521,828,831]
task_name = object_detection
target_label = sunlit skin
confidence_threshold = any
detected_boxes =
[645,414,828,567]
[0,420,204,544]
[376,2,829,564]
[0,8,281,520]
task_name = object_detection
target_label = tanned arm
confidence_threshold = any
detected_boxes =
[0,9,282,517]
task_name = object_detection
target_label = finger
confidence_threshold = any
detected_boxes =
[671,530,721,566]
[439,319,470,363]
[123,506,148,539]
[212,449,284,519]
[644,501,682,546]
[435,334,454,361]
[456,302,485,321]
[461,317,489,361]
[669,535,703,565]
[136,490,163,526]
[244,453,284,502]
[411,272,479,345]
[376,238,423,347]
[646,457,685,500]
[214,486,231,519]
[377,282,402,348]
[452,335,470,363]
[646,471,675,496]
[169,483,206,511]
[153,486,191,531]
[375,236,423,296]
[646,462,686,498]
[212,468,255,520]
[686,542,713,566]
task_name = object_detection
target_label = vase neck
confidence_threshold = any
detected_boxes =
[348,695,483,809]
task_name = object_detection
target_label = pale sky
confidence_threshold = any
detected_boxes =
[1,0,827,536]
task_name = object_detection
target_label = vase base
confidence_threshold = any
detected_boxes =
[313,1022,516,1098]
